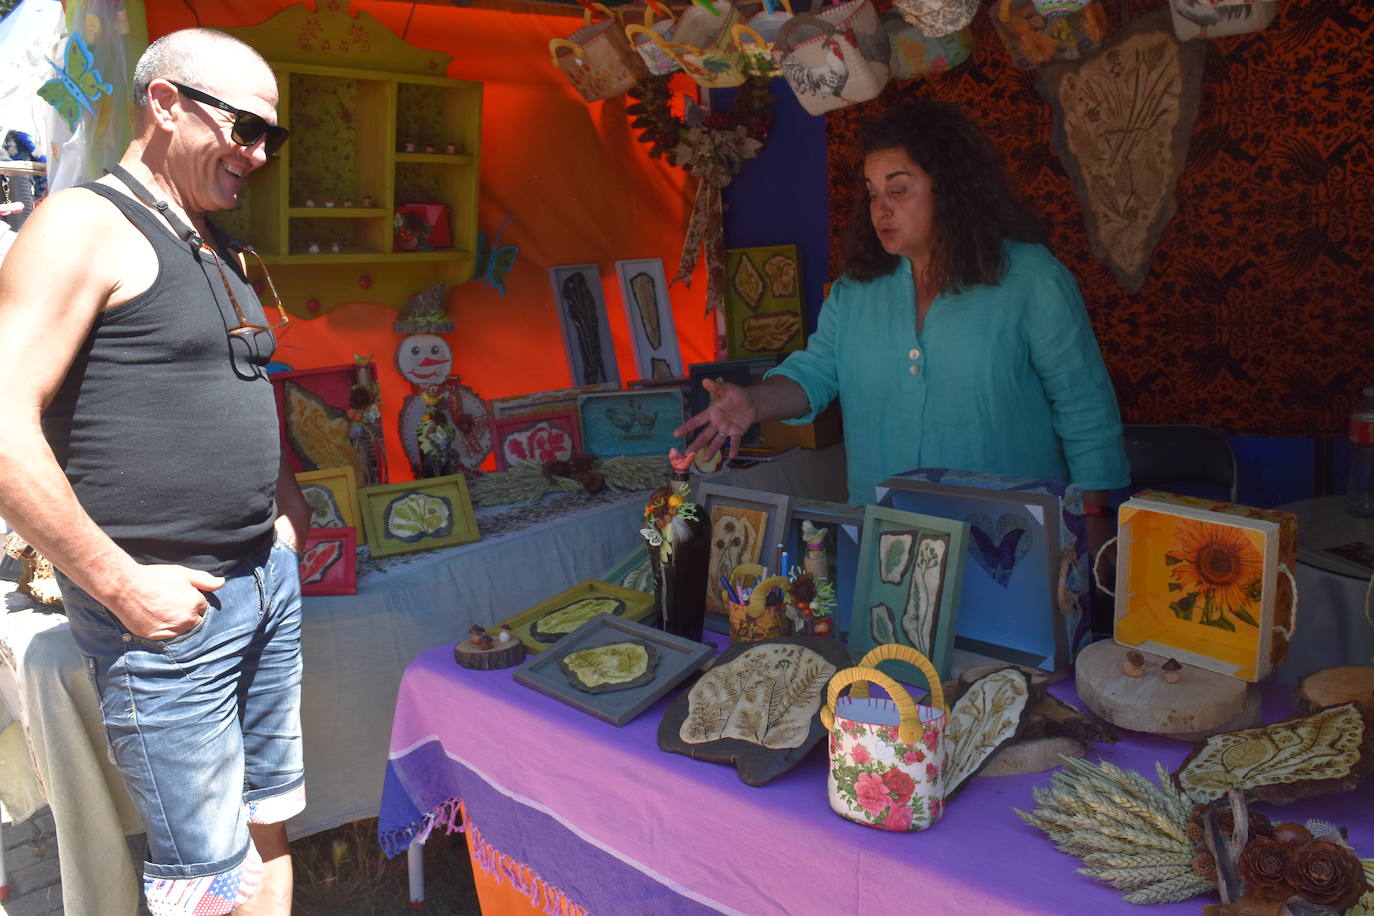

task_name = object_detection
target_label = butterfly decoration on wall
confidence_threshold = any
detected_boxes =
[967,512,1032,588]
[472,215,519,295]
[38,34,114,133]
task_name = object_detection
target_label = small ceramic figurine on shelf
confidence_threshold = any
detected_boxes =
[304,198,316,207]
[801,520,830,581]
[424,144,436,154]
[403,141,416,153]
[361,195,374,208]
[330,241,341,253]
[307,241,321,254]
[324,199,335,208]
[641,448,709,642]
[445,143,457,154]
[394,284,492,479]
[342,199,353,208]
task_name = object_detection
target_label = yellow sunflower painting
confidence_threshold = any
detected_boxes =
[1164,519,1265,631]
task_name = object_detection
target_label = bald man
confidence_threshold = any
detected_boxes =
[0,28,308,916]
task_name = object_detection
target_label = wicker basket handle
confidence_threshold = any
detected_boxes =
[850,644,947,713]
[821,666,926,743]
[548,38,586,66]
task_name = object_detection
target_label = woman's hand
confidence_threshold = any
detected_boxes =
[674,378,758,463]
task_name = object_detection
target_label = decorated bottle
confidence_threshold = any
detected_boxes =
[641,449,708,642]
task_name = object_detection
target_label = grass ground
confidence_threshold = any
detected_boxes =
[291,818,482,915]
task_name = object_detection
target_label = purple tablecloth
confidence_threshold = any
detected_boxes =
[379,643,1374,915]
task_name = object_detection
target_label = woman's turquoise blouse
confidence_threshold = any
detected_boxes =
[767,241,1130,504]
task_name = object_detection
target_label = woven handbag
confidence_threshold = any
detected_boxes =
[654,1,749,88]
[550,3,649,102]
[821,644,950,832]
[624,0,680,76]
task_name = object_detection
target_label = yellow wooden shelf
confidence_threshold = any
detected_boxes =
[394,153,475,165]
[287,207,389,218]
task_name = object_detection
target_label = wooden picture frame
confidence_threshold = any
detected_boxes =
[490,409,583,471]
[848,504,969,692]
[787,498,866,638]
[358,473,479,558]
[488,384,615,420]
[687,357,779,447]
[723,245,805,360]
[576,390,684,459]
[496,579,657,654]
[876,470,1085,672]
[694,482,792,631]
[549,264,620,387]
[614,258,683,380]
[513,614,715,727]
[600,547,653,594]
[299,526,358,596]
[295,466,365,546]
[270,363,379,475]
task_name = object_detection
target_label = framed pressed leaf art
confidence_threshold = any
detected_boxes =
[694,482,793,632]
[270,362,382,477]
[295,466,365,546]
[358,474,480,558]
[495,579,656,655]
[723,245,806,359]
[847,505,969,692]
[614,258,683,380]
[299,526,357,596]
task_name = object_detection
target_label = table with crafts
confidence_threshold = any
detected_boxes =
[0,446,846,916]
[1275,495,1374,683]
[380,640,1374,916]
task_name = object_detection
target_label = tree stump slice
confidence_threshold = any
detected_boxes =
[1294,666,1374,717]
[980,736,1086,778]
[1075,640,1259,739]
[454,638,526,670]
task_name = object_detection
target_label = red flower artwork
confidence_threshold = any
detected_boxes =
[504,422,572,464]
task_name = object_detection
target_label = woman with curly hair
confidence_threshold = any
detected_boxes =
[676,100,1128,509]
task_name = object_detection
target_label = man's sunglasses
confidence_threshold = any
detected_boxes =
[171,82,290,156]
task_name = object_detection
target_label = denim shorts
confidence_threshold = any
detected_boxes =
[56,539,306,916]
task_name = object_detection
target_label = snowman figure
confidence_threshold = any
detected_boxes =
[394,283,492,478]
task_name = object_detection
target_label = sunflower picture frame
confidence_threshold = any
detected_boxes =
[358,473,480,558]
[295,466,365,545]
[1113,490,1296,682]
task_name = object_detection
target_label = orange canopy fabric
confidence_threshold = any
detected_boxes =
[146,0,711,478]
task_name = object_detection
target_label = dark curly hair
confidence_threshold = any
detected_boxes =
[838,101,1046,291]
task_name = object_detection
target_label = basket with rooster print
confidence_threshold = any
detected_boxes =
[773,2,891,117]
[550,3,649,103]
[820,644,949,831]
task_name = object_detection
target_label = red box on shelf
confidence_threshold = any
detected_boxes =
[393,202,452,251]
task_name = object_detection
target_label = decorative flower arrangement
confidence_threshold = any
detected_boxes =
[626,74,774,313]
[1185,795,1372,915]
[640,455,702,564]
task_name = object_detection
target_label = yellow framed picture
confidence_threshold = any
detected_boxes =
[295,466,365,546]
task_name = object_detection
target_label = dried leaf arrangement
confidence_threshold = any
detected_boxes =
[1017,756,1214,904]
[467,454,665,507]
[1187,791,1370,915]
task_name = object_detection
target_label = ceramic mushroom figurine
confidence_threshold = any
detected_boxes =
[393,284,492,479]
[1123,650,1146,678]
[1161,658,1183,684]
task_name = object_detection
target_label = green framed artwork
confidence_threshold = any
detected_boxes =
[496,579,657,654]
[847,505,969,692]
[724,244,805,360]
[600,548,653,595]
[296,466,366,546]
[358,473,479,558]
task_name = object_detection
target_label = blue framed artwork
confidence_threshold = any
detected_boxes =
[576,390,685,459]
[875,469,1088,672]
[787,498,865,638]
[847,505,968,692]
[600,547,653,594]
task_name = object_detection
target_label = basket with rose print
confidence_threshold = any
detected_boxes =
[820,644,949,831]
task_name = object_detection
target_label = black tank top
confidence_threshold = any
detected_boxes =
[43,182,280,575]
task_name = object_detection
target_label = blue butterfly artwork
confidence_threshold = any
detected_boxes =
[967,512,1032,588]
[38,34,113,133]
[472,216,519,295]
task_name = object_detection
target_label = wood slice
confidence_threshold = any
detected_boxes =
[454,638,526,670]
[980,736,1086,778]
[1075,640,1259,739]
[1294,666,1374,717]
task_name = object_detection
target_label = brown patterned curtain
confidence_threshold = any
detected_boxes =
[827,0,1373,437]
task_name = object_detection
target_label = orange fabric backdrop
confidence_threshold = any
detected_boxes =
[146,0,711,479]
